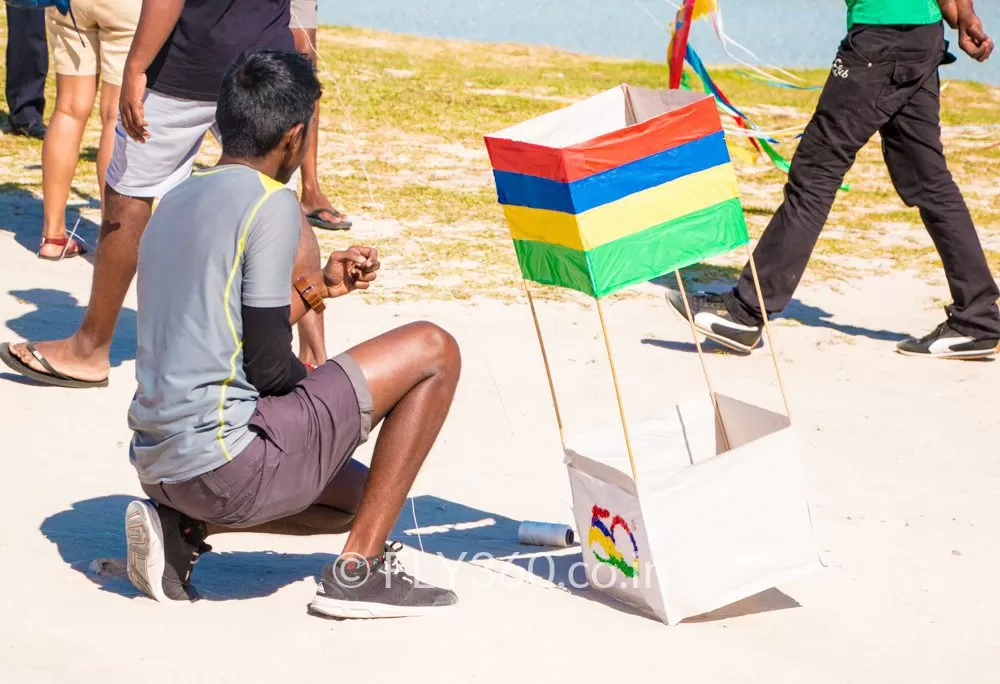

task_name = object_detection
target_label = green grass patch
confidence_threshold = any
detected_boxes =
[2,20,997,302]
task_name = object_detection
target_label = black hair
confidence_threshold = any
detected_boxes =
[216,49,322,159]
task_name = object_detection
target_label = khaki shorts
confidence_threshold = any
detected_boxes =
[46,0,140,86]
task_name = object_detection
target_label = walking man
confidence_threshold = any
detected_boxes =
[668,0,1000,359]
[124,50,461,618]
[1,0,327,387]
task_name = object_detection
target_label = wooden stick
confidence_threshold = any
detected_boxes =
[674,271,731,452]
[595,297,639,482]
[524,283,565,442]
[745,244,793,421]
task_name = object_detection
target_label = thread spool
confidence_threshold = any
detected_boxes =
[518,521,575,548]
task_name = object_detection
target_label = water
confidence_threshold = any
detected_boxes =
[319,0,1000,84]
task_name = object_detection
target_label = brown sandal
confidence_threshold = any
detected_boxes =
[38,235,86,261]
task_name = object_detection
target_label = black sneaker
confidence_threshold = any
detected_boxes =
[309,541,457,619]
[665,289,763,353]
[896,322,999,359]
[11,121,46,140]
[125,499,211,603]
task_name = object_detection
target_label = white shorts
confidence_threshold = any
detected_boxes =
[107,89,298,199]
[290,0,318,30]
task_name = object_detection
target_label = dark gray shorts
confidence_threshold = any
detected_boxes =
[142,354,373,527]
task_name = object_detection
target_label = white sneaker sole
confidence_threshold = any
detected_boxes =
[308,588,456,619]
[125,500,168,602]
[896,346,998,360]
[665,293,757,353]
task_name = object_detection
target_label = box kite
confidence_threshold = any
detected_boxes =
[485,83,821,625]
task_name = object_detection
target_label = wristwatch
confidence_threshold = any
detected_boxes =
[294,276,326,314]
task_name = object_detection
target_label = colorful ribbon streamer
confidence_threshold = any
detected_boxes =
[667,3,850,191]
[668,0,695,89]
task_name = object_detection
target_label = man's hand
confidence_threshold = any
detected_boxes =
[116,0,186,142]
[957,4,994,62]
[322,246,380,298]
[119,66,150,143]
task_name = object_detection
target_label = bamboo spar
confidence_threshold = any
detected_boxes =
[745,244,794,421]
[674,271,731,452]
[595,297,640,482]
[523,283,565,442]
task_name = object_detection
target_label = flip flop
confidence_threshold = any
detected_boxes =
[0,342,109,388]
[306,208,352,231]
[38,236,87,261]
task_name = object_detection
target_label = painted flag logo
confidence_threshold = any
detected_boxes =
[588,505,639,578]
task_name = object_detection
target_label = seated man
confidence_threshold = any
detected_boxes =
[124,49,461,619]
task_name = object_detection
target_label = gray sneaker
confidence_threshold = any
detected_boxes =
[665,290,763,353]
[309,541,457,619]
[125,499,211,603]
[896,322,999,359]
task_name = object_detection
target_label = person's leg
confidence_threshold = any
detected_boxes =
[11,188,151,381]
[4,5,47,134]
[19,190,153,378]
[881,75,1000,352]
[8,91,216,382]
[211,322,460,547]
[291,21,351,229]
[93,0,139,203]
[725,39,898,324]
[291,27,320,203]
[40,75,99,258]
[668,28,914,352]
[96,82,122,206]
[336,322,461,558]
[92,0,139,199]
[293,210,328,366]
[287,8,332,363]
[305,323,461,616]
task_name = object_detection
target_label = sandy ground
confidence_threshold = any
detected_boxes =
[1,211,999,682]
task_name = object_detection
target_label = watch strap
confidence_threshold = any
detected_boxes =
[294,276,326,314]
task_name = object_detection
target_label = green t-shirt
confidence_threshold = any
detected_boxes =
[845,0,942,28]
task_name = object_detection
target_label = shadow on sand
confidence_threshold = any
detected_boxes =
[391,495,800,623]
[0,183,100,257]
[4,288,137,369]
[41,494,800,621]
[648,274,908,351]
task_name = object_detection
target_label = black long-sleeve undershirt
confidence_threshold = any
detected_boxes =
[241,304,307,397]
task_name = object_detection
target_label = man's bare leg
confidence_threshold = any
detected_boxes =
[341,322,461,558]
[205,322,460,554]
[11,188,152,381]
[293,210,327,366]
[291,26,349,227]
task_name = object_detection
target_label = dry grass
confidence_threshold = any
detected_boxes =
[1,22,997,304]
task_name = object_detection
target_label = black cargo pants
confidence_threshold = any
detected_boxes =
[724,22,1000,339]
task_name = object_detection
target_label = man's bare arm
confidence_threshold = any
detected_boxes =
[942,0,995,62]
[288,247,380,325]
[938,0,958,28]
[120,0,185,142]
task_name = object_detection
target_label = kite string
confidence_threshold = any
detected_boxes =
[291,13,427,558]
[632,0,667,30]
[290,10,377,205]
[657,0,809,87]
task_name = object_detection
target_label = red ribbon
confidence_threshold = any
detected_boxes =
[668,0,696,89]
